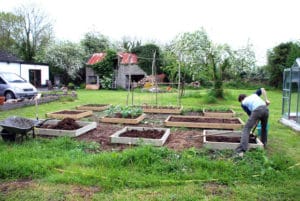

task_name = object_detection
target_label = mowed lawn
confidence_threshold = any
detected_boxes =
[0,88,299,201]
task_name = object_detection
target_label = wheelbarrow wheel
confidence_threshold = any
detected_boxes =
[1,129,16,142]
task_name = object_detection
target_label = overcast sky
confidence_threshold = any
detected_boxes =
[1,0,300,65]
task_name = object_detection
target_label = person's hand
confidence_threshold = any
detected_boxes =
[266,100,270,106]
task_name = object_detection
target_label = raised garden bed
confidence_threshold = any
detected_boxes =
[140,105,183,114]
[36,118,96,137]
[110,126,170,146]
[100,113,146,124]
[203,109,235,118]
[164,115,244,129]
[76,104,110,111]
[203,130,263,150]
[46,110,93,120]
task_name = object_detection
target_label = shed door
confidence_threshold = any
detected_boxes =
[29,69,41,87]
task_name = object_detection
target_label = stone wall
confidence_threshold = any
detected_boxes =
[116,64,147,88]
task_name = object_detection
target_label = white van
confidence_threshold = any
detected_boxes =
[0,72,38,100]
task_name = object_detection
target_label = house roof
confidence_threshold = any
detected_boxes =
[86,53,107,65]
[0,51,23,62]
[86,52,138,65]
[118,53,138,64]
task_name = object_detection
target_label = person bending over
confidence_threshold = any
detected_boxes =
[236,88,270,156]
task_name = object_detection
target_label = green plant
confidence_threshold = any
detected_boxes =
[67,82,75,90]
[105,105,142,118]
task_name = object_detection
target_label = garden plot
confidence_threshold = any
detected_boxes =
[203,130,263,150]
[76,104,110,111]
[164,115,244,130]
[110,126,170,146]
[203,109,235,118]
[36,118,96,137]
[140,105,183,114]
[46,110,93,120]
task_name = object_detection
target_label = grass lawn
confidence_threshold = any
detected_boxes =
[0,88,299,200]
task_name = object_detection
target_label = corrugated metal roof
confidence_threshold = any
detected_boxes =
[86,53,106,65]
[118,53,138,64]
[86,52,138,65]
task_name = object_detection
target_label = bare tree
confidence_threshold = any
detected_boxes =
[14,4,53,62]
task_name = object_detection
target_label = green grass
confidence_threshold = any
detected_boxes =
[0,88,299,200]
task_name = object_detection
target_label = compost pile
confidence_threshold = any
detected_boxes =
[41,118,81,130]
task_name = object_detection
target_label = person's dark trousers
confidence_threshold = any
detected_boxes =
[236,105,269,153]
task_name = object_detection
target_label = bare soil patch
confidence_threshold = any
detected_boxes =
[206,134,256,143]
[169,117,240,124]
[77,113,204,151]
[120,129,165,139]
[53,110,83,115]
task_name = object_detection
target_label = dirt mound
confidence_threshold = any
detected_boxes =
[41,118,81,130]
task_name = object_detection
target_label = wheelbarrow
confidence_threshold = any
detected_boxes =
[0,116,47,142]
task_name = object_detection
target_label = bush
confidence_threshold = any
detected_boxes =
[67,82,75,90]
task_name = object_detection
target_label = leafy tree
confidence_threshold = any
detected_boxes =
[0,12,22,54]
[80,31,111,57]
[266,41,300,88]
[13,4,53,62]
[117,36,142,52]
[132,43,162,75]
[90,50,117,79]
[44,41,85,85]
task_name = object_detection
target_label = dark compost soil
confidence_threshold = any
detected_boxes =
[120,129,165,139]
[169,117,240,124]
[53,110,83,114]
[206,134,256,143]
[82,104,108,107]
[40,118,81,130]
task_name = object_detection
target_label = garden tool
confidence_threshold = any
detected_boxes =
[34,93,42,120]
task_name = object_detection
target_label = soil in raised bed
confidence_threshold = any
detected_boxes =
[142,105,181,109]
[206,134,256,143]
[40,118,81,130]
[169,117,240,124]
[205,110,233,113]
[82,104,108,107]
[120,129,165,139]
[53,110,83,115]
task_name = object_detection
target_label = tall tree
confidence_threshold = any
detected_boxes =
[14,4,53,62]
[0,12,22,54]
[44,41,85,85]
[266,42,300,88]
[80,31,111,57]
[131,43,162,75]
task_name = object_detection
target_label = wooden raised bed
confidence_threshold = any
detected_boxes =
[46,110,93,120]
[110,126,170,146]
[140,105,183,114]
[203,130,264,150]
[100,113,146,124]
[164,115,244,129]
[76,104,110,111]
[36,119,97,137]
[203,109,235,118]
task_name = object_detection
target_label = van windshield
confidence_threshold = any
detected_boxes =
[2,73,26,83]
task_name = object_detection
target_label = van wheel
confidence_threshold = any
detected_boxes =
[5,91,15,101]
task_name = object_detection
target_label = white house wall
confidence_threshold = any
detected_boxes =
[21,64,49,85]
